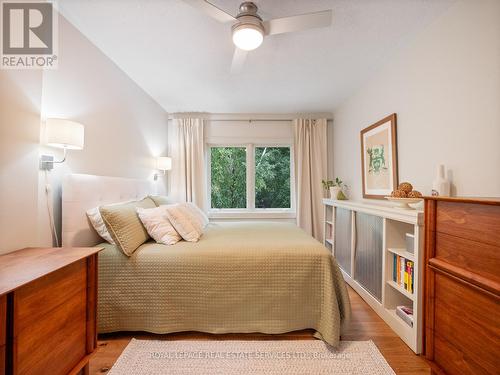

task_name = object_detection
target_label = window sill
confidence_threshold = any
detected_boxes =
[208,210,296,219]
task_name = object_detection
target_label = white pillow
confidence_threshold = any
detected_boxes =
[164,204,202,242]
[182,202,209,229]
[136,206,182,245]
[86,207,115,244]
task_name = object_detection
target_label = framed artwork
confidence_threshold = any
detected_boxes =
[360,113,398,199]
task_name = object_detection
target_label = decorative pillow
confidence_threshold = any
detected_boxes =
[99,197,156,256]
[164,204,202,242]
[86,207,115,244]
[149,195,170,206]
[137,206,181,245]
[182,202,209,229]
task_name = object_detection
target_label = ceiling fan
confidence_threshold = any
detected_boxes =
[182,0,333,73]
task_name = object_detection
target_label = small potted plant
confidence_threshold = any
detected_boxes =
[323,178,348,200]
[322,179,334,198]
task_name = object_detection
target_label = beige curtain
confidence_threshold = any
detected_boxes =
[170,117,207,211]
[294,118,327,241]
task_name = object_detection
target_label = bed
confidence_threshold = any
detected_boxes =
[62,174,351,347]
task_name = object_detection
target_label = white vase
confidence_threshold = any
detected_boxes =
[432,164,450,197]
[330,186,341,200]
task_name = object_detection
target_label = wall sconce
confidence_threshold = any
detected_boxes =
[40,118,85,170]
[154,156,172,181]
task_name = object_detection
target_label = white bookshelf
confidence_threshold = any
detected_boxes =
[323,199,424,353]
[387,247,414,261]
[387,280,415,301]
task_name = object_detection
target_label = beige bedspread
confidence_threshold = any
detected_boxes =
[97,221,351,347]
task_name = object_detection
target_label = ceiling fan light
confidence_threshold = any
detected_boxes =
[232,24,263,51]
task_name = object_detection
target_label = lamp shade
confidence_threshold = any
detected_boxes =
[45,118,85,150]
[232,24,263,51]
[156,156,172,171]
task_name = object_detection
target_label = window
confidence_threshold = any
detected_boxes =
[255,147,290,209]
[210,147,246,209]
[209,144,293,215]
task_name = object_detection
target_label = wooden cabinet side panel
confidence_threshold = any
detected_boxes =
[423,199,437,359]
[13,260,88,375]
[0,295,5,375]
[14,261,86,330]
[0,295,5,346]
[86,254,98,354]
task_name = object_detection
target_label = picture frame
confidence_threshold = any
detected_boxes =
[360,113,398,199]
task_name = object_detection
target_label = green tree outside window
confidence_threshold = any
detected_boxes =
[210,146,291,209]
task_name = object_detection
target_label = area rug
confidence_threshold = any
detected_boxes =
[108,339,395,374]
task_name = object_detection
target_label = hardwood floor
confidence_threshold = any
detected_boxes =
[90,287,431,374]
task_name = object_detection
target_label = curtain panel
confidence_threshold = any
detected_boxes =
[293,118,327,241]
[170,117,207,211]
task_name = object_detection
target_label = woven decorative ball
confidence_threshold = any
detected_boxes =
[407,190,423,198]
[391,190,407,198]
[398,182,413,193]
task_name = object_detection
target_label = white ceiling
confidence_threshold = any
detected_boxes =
[58,0,454,113]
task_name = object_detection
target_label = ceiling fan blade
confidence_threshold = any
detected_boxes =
[230,48,248,74]
[263,10,332,36]
[182,0,236,23]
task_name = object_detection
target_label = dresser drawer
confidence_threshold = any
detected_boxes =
[13,260,87,375]
[432,272,500,375]
[435,232,500,286]
[436,201,500,246]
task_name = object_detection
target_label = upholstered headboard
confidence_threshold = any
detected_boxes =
[62,174,157,247]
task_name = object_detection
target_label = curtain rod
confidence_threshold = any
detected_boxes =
[167,118,332,122]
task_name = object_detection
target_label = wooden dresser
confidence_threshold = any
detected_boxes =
[424,197,500,375]
[0,247,103,375]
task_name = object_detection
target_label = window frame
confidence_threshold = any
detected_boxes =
[207,143,296,219]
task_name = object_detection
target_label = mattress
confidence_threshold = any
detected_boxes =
[97,221,351,347]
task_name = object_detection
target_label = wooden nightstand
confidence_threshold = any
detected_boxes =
[0,247,103,375]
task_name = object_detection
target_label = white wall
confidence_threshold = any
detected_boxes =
[333,0,500,200]
[0,14,168,254]
[0,71,43,251]
[205,120,294,145]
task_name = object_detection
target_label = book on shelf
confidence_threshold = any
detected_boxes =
[400,255,405,288]
[404,261,408,290]
[392,254,414,294]
[393,255,397,282]
[407,259,413,293]
[396,305,413,327]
